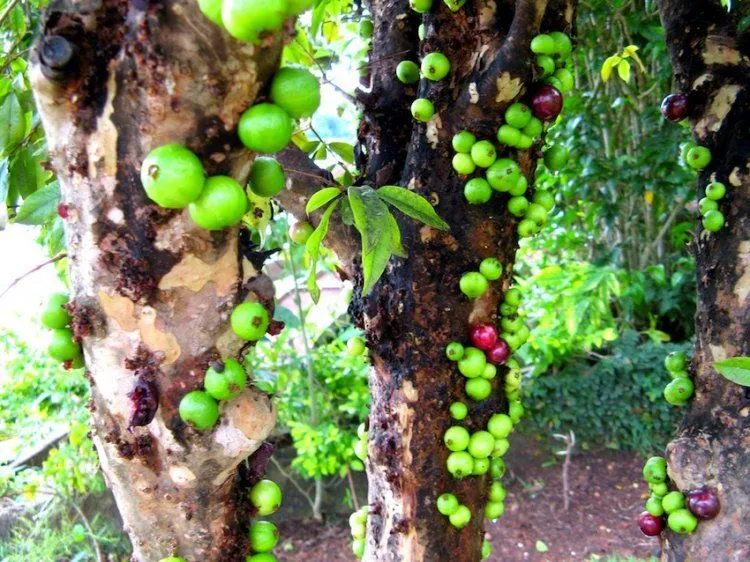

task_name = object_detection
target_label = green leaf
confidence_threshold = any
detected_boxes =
[388,212,407,258]
[535,540,549,553]
[617,59,631,83]
[305,200,339,303]
[10,147,48,197]
[0,158,9,203]
[0,93,25,155]
[713,357,750,386]
[306,187,342,215]
[376,185,449,231]
[601,55,621,82]
[14,181,60,225]
[348,186,395,295]
[329,142,355,164]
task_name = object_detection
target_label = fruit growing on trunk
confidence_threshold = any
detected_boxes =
[467,431,495,458]
[409,0,433,14]
[470,323,499,351]
[686,145,712,169]
[453,130,476,153]
[449,504,472,528]
[643,456,668,483]
[505,103,532,129]
[453,153,477,176]
[664,351,687,372]
[450,402,468,420]
[661,93,689,122]
[487,339,510,365]
[705,181,726,200]
[544,145,569,171]
[250,157,286,197]
[188,176,248,230]
[289,221,314,244]
[530,34,555,55]
[179,391,220,430]
[222,0,287,44]
[437,493,460,515]
[444,426,471,451]
[447,451,474,478]
[238,103,293,154]
[231,302,271,341]
[460,272,489,299]
[458,347,487,378]
[270,68,321,118]
[396,60,420,84]
[250,479,283,516]
[465,378,492,400]
[347,336,367,357]
[471,140,497,168]
[249,521,279,553]
[48,328,80,362]
[531,85,563,121]
[702,209,725,232]
[668,508,699,534]
[411,98,435,122]
[421,52,451,81]
[638,511,665,536]
[487,413,513,439]
[141,144,206,209]
[204,359,247,400]
[446,342,465,361]
[479,257,503,280]
[41,293,71,329]
[664,376,695,405]
[485,500,505,520]
[687,487,721,520]
[662,491,686,514]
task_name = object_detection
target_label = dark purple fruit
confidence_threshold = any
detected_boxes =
[127,378,159,428]
[638,511,665,537]
[530,85,563,121]
[687,487,720,520]
[661,94,689,122]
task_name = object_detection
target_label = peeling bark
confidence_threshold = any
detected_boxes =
[658,2,750,561]
[30,1,284,559]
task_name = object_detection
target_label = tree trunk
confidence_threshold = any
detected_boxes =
[354,1,575,560]
[658,2,750,561]
[30,1,283,559]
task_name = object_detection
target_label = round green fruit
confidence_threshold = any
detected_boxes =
[479,257,503,280]
[554,68,575,92]
[141,144,205,209]
[359,18,374,38]
[492,438,511,457]
[646,495,665,517]
[526,203,548,227]
[444,426,471,452]
[703,210,725,232]
[411,98,435,122]
[505,103,532,129]
[507,196,529,217]
[516,134,533,150]
[533,190,555,211]
[238,103,292,154]
[179,390,220,430]
[250,479,283,515]
[48,328,80,362]
[466,378,492,401]
[421,52,451,81]
[530,34,555,55]
[250,157,286,197]
[487,158,521,192]
[509,176,528,197]
[705,181,726,200]
[460,272,489,299]
[396,60,421,84]
[41,293,71,329]
[468,431,495,459]
[199,0,223,26]
[489,482,507,503]
[667,508,698,534]
[472,458,490,475]
[351,539,365,559]
[485,500,505,520]
[446,342,465,361]
[453,130,476,153]
[490,457,506,479]
[446,451,474,478]
[664,351,687,373]
[246,553,278,562]
[482,540,492,560]
[230,302,270,341]
[453,153,476,176]
[354,438,368,461]
[487,413,513,439]
[470,140,497,168]
[481,364,497,380]
[290,221,314,244]
[409,0,433,13]
[449,504,471,528]
[522,117,544,139]
[549,31,572,55]
[518,219,536,238]
[437,493,459,516]
[464,178,492,204]
[664,376,694,405]
[643,456,667,484]
[536,55,555,77]
[698,197,718,215]
[347,336,367,357]
[249,521,279,553]
[188,176,247,230]
[450,401,468,420]
[504,287,522,307]
[544,145,569,171]
[458,347,487,378]
[508,400,524,423]
[686,146,712,169]
[204,358,247,401]
[222,0,287,44]
[496,124,521,147]
[650,482,670,497]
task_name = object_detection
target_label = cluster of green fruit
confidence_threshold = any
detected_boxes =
[399,51,451,122]
[637,456,719,538]
[662,351,694,406]
[353,422,368,464]
[40,292,83,368]
[198,0,314,45]
[698,180,728,233]
[458,257,502,300]
[409,0,468,14]
[349,505,369,559]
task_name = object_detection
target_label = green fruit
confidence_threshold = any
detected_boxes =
[487,158,521,192]
[458,347,487,378]
[544,145,569,171]
[490,458,506,479]
[444,0,467,11]
[204,358,247,401]
[505,370,522,391]
[662,491,685,514]
[48,328,80,362]
[554,68,575,92]
[686,146,712,169]
[249,521,279,553]
[449,504,471,528]
[496,125,521,147]
[505,103,532,129]
[464,178,492,204]
[411,98,435,122]
[396,60,420,84]
[249,479,283,516]
[509,175,528,196]
[357,423,367,440]
[487,413,513,439]
[230,302,270,341]
[515,134,534,150]
[466,378,492,401]
[359,18,374,38]
[489,482,507,502]
[188,176,248,230]
[350,518,366,539]
[246,554,278,562]
[650,482,669,497]
[238,103,293,154]
[472,458,490,475]
[287,0,317,15]
[351,539,365,559]
[522,117,544,139]
[492,438,510,457]
[41,293,71,329]
[699,197,719,215]
[222,0,287,44]
[460,272,489,299]
[481,364,497,380]
[507,196,529,217]
[437,493,460,515]
[664,351,687,373]
[545,76,564,90]
[421,52,451,81]
[468,431,495,459]
[485,500,505,520]
[354,439,368,461]
[526,203,548,227]
[482,540,492,560]
[664,376,694,405]
[668,508,698,534]
[669,369,689,380]
[499,303,517,316]
[549,31,572,55]
[290,221,314,244]
[508,400,524,423]
[250,156,286,198]
[453,130,477,153]
[453,153,477,176]
[536,55,555,77]
[680,141,697,166]
[179,390,220,430]
[199,0,223,26]
[471,141,497,168]
[646,495,665,517]
[418,23,425,40]
[446,342,465,361]
[517,219,536,238]
[444,426,471,452]
[479,257,503,280]
[446,451,474,478]
[703,210,725,232]
[530,34,555,55]
[643,457,668,484]
[347,336,367,357]
[410,0,433,13]
[141,144,205,209]
[504,288,522,307]
[533,190,555,211]
[705,181,726,200]
[450,401,468,420]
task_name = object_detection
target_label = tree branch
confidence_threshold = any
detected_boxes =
[0,253,67,301]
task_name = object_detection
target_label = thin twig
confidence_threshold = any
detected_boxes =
[0,253,67,301]
[37,488,103,562]
[346,468,360,511]
[283,167,333,185]
[269,456,316,512]
[0,0,22,30]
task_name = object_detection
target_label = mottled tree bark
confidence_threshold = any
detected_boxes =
[30,1,285,559]
[658,2,750,561]
[353,1,575,560]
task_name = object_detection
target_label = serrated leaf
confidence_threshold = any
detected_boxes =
[0,93,25,155]
[388,211,407,258]
[601,55,621,82]
[617,59,631,82]
[713,357,750,386]
[242,190,273,248]
[329,142,355,164]
[305,200,339,303]
[376,186,449,231]
[306,187,342,214]
[14,181,60,225]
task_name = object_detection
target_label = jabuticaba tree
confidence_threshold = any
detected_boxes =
[657,2,750,561]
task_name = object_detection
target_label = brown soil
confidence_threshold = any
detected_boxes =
[275,433,660,562]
